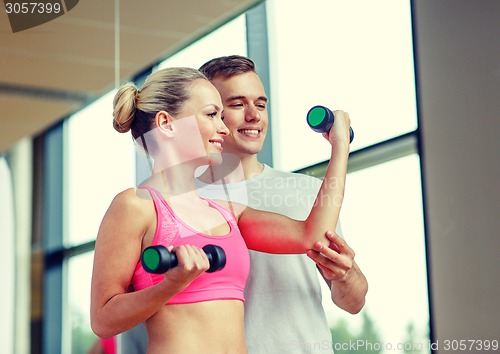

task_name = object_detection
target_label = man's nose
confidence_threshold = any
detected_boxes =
[246,105,261,122]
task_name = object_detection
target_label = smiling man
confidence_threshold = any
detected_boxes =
[197,55,368,354]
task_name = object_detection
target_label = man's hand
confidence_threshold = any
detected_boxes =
[307,230,367,314]
[306,231,355,281]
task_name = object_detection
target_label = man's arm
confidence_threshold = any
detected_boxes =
[307,231,368,314]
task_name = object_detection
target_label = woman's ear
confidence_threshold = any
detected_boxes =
[155,111,175,136]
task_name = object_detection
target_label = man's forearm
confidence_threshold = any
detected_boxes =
[330,261,368,314]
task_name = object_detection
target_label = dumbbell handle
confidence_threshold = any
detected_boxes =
[141,244,226,274]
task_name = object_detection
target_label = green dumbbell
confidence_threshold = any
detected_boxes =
[306,105,354,143]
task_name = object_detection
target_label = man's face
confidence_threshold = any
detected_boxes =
[210,71,268,158]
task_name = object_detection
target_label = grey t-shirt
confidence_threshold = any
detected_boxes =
[197,164,338,354]
[117,323,148,354]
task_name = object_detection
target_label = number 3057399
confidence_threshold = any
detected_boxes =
[5,2,62,14]
[441,339,499,351]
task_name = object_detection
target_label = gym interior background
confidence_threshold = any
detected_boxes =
[1,0,498,353]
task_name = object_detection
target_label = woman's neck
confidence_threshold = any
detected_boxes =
[199,154,264,184]
[150,163,198,199]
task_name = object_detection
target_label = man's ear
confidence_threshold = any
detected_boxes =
[155,111,175,135]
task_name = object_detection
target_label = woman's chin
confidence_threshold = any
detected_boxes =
[207,152,223,166]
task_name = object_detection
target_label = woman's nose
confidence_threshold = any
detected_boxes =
[218,118,229,135]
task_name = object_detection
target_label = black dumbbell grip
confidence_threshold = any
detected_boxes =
[141,244,226,274]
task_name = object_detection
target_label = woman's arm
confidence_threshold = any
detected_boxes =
[238,110,351,254]
[90,189,209,338]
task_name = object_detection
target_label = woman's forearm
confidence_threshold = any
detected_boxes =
[91,278,181,338]
[303,145,349,249]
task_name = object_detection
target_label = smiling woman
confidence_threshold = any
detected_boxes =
[90,67,249,352]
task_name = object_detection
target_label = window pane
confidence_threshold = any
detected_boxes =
[321,154,430,353]
[65,252,96,354]
[268,0,417,171]
[157,14,247,69]
[65,90,136,246]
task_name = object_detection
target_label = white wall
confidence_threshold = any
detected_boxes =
[413,0,500,344]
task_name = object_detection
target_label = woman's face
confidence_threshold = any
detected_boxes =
[172,79,228,166]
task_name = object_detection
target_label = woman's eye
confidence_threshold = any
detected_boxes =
[207,112,217,118]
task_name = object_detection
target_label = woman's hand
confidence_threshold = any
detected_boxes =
[322,110,351,149]
[162,244,210,290]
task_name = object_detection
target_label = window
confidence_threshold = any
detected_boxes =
[65,90,136,246]
[0,157,15,353]
[157,14,247,70]
[322,155,430,353]
[63,90,136,352]
[267,0,417,171]
[266,1,429,352]
[66,253,95,354]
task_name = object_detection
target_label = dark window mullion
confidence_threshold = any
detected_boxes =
[42,121,65,354]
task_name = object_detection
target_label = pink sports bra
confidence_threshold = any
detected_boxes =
[130,186,250,304]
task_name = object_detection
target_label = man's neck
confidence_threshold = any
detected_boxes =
[199,153,264,184]
[240,154,265,179]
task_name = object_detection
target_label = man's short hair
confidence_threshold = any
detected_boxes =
[199,55,256,81]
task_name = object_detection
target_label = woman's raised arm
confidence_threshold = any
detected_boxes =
[237,110,351,254]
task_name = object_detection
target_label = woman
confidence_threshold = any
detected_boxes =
[90,67,351,353]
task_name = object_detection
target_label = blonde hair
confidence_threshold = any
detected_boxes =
[112,67,207,140]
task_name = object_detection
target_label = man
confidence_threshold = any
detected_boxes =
[197,55,368,353]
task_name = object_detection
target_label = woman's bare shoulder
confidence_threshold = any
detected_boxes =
[212,199,249,219]
[108,187,153,217]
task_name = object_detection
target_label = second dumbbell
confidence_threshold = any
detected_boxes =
[141,244,226,274]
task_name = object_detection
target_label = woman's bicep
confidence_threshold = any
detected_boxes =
[237,208,306,254]
[91,192,149,308]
